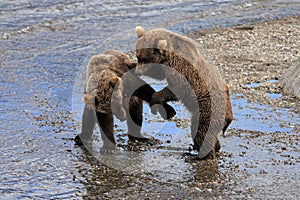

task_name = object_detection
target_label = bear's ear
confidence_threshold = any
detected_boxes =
[135,26,145,38]
[109,76,119,87]
[158,39,168,49]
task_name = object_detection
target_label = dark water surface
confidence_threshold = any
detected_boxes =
[1,0,299,199]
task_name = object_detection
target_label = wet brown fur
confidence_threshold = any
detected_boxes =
[75,50,177,149]
[135,27,233,159]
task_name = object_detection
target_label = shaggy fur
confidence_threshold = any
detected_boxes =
[75,50,176,149]
[135,26,233,159]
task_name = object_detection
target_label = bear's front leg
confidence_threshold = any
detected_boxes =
[132,82,176,120]
[150,87,178,105]
[150,87,178,118]
[75,105,96,145]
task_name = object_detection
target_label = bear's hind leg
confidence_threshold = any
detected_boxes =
[96,112,116,150]
[191,115,218,160]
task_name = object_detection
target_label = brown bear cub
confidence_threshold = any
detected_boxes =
[75,50,176,150]
[135,26,233,159]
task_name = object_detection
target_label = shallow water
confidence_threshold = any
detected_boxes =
[1,0,299,199]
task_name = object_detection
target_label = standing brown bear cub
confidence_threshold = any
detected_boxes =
[135,26,233,159]
[75,50,176,150]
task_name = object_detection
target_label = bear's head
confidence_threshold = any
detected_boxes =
[105,50,136,72]
[135,26,200,80]
[135,26,169,80]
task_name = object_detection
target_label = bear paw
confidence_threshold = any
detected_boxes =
[151,103,176,120]
[74,134,92,146]
[162,103,176,119]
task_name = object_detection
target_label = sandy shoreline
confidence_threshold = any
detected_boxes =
[191,16,299,114]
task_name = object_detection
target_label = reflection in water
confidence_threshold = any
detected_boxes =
[75,145,226,199]
[193,160,220,184]
[75,147,128,197]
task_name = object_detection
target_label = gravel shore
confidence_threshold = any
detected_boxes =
[192,16,299,113]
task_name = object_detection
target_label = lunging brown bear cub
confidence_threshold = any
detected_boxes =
[75,50,176,150]
[135,26,233,159]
